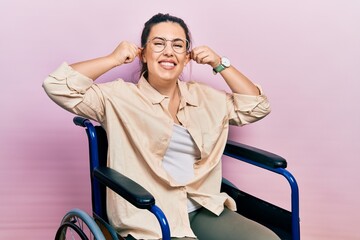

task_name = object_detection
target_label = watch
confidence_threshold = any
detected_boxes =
[213,57,231,74]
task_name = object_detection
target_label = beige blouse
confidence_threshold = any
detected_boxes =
[43,62,271,239]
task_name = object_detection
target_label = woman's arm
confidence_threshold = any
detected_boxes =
[70,41,141,80]
[191,46,260,95]
[42,41,139,122]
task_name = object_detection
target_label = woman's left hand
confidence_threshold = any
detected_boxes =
[191,46,221,68]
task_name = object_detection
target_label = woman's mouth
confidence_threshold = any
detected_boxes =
[159,61,177,69]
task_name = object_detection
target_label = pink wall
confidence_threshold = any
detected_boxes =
[1,0,359,239]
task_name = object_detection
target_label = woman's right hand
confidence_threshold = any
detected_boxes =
[69,41,141,80]
[110,41,141,66]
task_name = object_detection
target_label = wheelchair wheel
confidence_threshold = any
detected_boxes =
[55,208,106,240]
[94,214,120,240]
[55,221,89,240]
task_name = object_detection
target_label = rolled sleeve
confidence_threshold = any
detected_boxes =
[44,62,93,93]
[42,62,104,120]
[227,85,271,125]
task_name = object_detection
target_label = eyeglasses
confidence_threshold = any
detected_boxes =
[146,37,190,54]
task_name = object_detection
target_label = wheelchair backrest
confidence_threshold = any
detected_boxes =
[86,125,108,221]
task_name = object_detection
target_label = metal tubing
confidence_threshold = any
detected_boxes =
[150,205,171,240]
[223,154,300,240]
[277,168,300,240]
[83,120,104,218]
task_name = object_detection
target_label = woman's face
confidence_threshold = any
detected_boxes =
[142,22,190,84]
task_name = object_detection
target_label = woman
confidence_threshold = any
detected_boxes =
[43,13,279,240]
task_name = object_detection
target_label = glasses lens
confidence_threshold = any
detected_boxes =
[171,39,188,53]
[150,38,166,52]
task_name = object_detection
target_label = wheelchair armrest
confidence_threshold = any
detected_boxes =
[224,140,287,169]
[93,166,155,210]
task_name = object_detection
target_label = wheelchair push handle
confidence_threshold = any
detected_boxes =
[73,116,90,127]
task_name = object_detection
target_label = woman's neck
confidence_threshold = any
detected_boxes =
[148,77,178,97]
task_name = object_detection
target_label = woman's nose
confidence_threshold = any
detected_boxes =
[162,43,174,55]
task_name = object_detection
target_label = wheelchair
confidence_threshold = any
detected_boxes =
[55,116,300,240]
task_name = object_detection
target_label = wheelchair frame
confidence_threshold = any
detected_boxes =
[55,116,300,240]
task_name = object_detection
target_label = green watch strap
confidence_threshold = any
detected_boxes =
[213,64,225,74]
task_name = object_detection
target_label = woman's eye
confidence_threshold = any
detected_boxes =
[173,42,185,49]
[154,42,165,46]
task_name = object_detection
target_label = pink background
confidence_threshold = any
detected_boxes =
[1,0,359,239]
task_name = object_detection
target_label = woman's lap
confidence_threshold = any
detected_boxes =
[187,208,280,240]
[126,208,280,240]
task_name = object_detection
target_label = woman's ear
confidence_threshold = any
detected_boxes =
[184,52,191,66]
[141,49,147,63]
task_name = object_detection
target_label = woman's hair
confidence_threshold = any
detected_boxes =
[139,13,192,79]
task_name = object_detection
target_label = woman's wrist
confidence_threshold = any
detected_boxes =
[106,53,123,68]
[210,56,221,68]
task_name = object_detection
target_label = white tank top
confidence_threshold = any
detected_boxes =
[162,124,202,212]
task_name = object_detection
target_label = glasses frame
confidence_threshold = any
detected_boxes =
[146,37,190,54]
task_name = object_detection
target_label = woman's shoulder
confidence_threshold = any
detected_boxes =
[95,78,136,88]
[93,78,138,95]
[183,80,226,96]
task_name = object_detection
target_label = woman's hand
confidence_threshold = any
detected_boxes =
[70,41,141,80]
[191,46,220,68]
[191,45,260,95]
[110,41,141,66]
